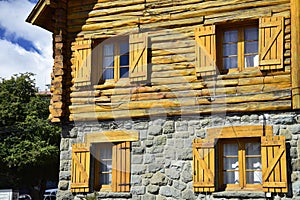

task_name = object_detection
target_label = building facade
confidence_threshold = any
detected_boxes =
[27,0,300,199]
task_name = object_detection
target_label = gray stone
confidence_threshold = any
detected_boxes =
[147,184,159,194]
[182,189,195,200]
[148,163,164,173]
[292,159,300,171]
[142,178,150,186]
[60,139,69,151]
[195,128,206,138]
[132,155,144,164]
[181,163,192,183]
[201,119,210,126]
[173,180,187,191]
[142,194,155,200]
[153,119,166,126]
[60,151,71,160]
[148,125,162,136]
[156,195,167,200]
[134,121,149,130]
[60,160,70,171]
[164,147,176,160]
[58,181,69,190]
[132,165,147,175]
[154,135,167,146]
[131,186,146,195]
[149,146,164,154]
[240,115,250,123]
[289,124,300,134]
[150,172,168,186]
[249,114,259,121]
[188,120,200,127]
[139,130,148,140]
[57,191,73,200]
[175,131,189,139]
[165,168,180,179]
[131,175,142,185]
[132,147,145,154]
[177,148,192,160]
[69,127,78,138]
[293,181,300,196]
[291,172,300,182]
[159,186,181,198]
[291,147,298,159]
[175,121,188,131]
[145,140,153,147]
[272,114,295,124]
[163,121,175,134]
[132,141,141,147]
[280,129,292,140]
[59,171,71,180]
[144,154,155,164]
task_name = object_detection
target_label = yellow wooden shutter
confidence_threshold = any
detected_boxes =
[193,138,215,192]
[129,33,148,82]
[259,16,284,70]
[195,25,217,77]
[72,39,92,86]
[112,142,131,192]
[71,143,90,193]
[261,136,287,193]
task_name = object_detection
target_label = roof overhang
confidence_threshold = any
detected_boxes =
[26,0,54,32]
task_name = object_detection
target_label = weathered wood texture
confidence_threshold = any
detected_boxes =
[52,0,293,121]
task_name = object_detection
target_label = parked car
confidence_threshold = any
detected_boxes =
[43,189,57,200]
[18,194,32,200]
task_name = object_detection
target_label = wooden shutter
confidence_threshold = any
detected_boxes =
[259,16,284,70]
[112,142,131,192]
[195,25,217,77]
[72,39,92,86]
[71,143,90,193]
[261,136,287,193]
[193,138,215,192]
[129,33,148,82]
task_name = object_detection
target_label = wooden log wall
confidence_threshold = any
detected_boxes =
[60,0,292,121]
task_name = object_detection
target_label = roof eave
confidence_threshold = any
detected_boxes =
[26,0,54,32]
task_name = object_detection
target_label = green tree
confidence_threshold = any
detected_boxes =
[0,73,60,199]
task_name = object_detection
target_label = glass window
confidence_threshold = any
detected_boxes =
[96,143,113,186]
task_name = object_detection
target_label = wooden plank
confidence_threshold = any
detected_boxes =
[291,0,300,109]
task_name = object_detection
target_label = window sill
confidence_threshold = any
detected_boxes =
[212,191,265,198]
[96,192,132,199]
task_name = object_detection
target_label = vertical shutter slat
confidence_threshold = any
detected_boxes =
[193,138,215,192]
[129,33,148,82]
[261,136,288,193]
[71,143,90,193]
[259,16,284,70]
[195,25,217,77]
[72,39,92,86]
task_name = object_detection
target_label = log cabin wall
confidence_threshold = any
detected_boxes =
[62,0,292,122]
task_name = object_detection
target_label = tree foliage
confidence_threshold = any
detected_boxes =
[0,73,60,189]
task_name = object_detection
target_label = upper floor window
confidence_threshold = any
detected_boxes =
[195,16,284,77]
[218,24,259,73]
[102,38,129,81]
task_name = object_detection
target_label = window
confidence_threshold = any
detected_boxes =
[102,38,130,81]
[70,130,138,193]
[192,125,288,193]
[219,138,262,190]
[218,23,259,73]
[195,16,284,77]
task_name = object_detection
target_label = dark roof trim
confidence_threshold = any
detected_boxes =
[26,0,54,32]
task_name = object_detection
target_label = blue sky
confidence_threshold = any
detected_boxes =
[0,0,53,91]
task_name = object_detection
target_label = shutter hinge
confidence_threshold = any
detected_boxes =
[119,147,131,150]
[118,183,131,186]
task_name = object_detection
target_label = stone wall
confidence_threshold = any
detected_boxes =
[57,111,300,200]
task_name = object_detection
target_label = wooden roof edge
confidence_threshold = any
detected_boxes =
[26,0,54,32]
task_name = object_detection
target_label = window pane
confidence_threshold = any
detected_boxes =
[246,157,261,170]
[245,27,258,41]
[120,54,129,66]
[246,142,261,155]
[120,42,129,55]
[224,30,238,43]
[224,171,239,184]
[223,57,238,69]
[246,171,262,184]
[224,143,238,156]
[244,55,259,68]
[224,157,239,170]
[245,41,258,54]
[98,143,113,185]
[120,67,129,78]
[103,56,114,67]
[103,68,114,80]
[223,43,237,56]
[103,44,114,56]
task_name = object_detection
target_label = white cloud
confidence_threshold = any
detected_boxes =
[0,0,53,90]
